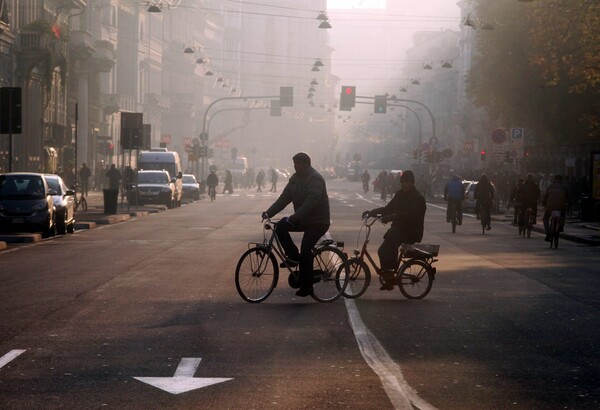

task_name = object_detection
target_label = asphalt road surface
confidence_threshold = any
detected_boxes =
[1,179,599,409]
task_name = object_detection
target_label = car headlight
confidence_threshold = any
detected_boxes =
[32,200,48,211]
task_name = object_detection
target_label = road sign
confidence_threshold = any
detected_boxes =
[491,128,507,144]
[510,127,524,158]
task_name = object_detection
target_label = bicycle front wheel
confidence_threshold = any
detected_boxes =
[398,259,434,299]
[341,257,371,299]
[311,245,349,303]
[235,247,278,303]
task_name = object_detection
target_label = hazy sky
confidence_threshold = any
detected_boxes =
[327,0,461,95]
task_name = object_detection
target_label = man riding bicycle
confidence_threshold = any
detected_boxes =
[262,152,330,297]
[362,170,426,290]
[516,174,540,225]
[206,169,219,198]
[543,174,568,242]
[444,175,464,225]
[474,174,494,230]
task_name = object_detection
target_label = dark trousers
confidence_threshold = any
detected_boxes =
[378,226,414,272]
[275,222,329,288]
[446,198,463,222]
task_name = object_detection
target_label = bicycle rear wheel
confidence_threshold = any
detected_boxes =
[235,247,278,303]
[311,245,349,303]
[398,259,434,299]
[340,257,370,299]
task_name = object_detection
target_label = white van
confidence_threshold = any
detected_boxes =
[138,150,183,206]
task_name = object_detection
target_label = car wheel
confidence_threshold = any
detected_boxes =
[57,210,67,235]
[67,219,75,233]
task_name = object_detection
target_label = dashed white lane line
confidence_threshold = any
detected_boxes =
[345,298,437,410]
[0,349,26,370]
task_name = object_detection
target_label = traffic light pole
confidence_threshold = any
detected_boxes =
[356,96,436,148]
[199,96,278,188]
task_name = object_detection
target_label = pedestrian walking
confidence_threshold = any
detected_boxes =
[106,164,122,190]
[79,163,92,196]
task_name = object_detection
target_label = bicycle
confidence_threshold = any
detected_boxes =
[548,210,562,248]
[208,185,216,202]
[447,199,460,233]
[479,202,491,234]
[72,184,88,212]
[234,217,350,303]
[343,215,438,300]
[518,207,534,238]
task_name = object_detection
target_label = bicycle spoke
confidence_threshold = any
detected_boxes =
[311,246,348,303]
[235,248,277,303]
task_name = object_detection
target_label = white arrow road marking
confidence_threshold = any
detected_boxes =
[134,358,233,395]
[0,349,26,370]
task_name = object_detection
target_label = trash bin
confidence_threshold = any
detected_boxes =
[103,189,119,214]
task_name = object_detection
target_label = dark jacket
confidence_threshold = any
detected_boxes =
[371,187,426,243]
[265,166,330,226]
[517,181,540,206]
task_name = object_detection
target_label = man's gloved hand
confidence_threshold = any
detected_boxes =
[279,216,296,228]
[261,212,269,220]
[381,213,396,224]
[361,210,371,219]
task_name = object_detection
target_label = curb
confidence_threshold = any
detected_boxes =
[0,233,42,243]
[0,241,7,250]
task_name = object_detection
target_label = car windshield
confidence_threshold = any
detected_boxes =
[137,173,168,184]
[183,175,196,183]
[45,177,63,194]
[0,175,46,199]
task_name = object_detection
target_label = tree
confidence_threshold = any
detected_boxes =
[466,0,599,142]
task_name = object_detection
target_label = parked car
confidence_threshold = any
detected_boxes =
[0,172,56,237]
[129,170,176,208]
[182,174,200,201]
[463,181,477,212]
[44,174,76,234]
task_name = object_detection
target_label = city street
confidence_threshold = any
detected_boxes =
[1,179,599,409]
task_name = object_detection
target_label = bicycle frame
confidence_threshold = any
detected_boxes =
[249,219,296,274]
[352,216,432,277]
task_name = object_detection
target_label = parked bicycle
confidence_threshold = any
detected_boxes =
[234,216,350,303]
[548,210,562,248]
[343,214,438,300]
[72,184,87,212]
[518,206,534,238]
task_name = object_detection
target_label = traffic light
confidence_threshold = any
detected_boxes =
[480,149,486,161]
[374,95,387,114]
[280,86,293,107]
[270,99,281,116]
[339,86,356,111]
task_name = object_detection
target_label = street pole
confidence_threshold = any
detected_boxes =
[200,95,278,183]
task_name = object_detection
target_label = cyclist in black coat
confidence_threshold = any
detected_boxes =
[362,170,426,290]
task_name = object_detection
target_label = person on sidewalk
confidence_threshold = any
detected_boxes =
[262,152,330,297]
[106,164,121,190]
[79,163,92,196]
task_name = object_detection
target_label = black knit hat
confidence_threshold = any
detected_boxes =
[400,170,415,183]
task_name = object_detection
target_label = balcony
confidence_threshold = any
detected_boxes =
[92,40,116,73]
[100,93,138,116]
[69,30,95,60]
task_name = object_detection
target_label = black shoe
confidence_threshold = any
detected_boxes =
[486,225,491,230]
[295,287,313,297]
[280,259,298,268]
[379,282,394,291]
